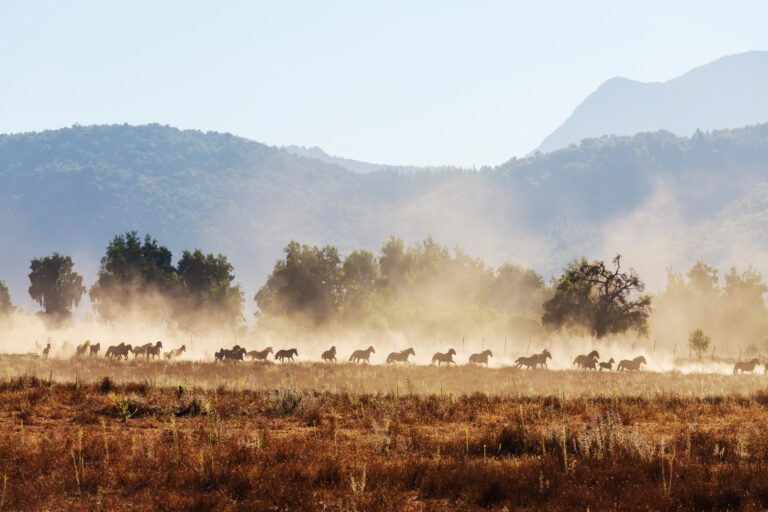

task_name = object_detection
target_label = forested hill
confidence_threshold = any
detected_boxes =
[2,123,768,308]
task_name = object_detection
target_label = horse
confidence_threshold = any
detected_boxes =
[146,341,163,360]
[617,356,647,372]
[133,341,162,360]
[432,348,457,367]
[599,358,615,371]
[165,345,186,360]
[321,346,337,364]
[89,343,101,357]
[573,350,600,369]
[275,348,298,363]
[132,343,152,359]
[42,343,51,359]
[246,347,273,361]
[106,343,132,360]
[217,345,246,362]
[515,349,552,370]
[386,348,415,364]
[75,340,90,357]
[349,346,375,364]
[581,356,598,371]
[469,349,493,366]
[733,357,760,374]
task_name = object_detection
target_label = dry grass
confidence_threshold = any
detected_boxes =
[4,356,768,397]
[1,361,768,509]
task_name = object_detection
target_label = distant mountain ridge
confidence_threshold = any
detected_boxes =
[281,144,466,174]
[2,123,768,311]
[536,51,768,153]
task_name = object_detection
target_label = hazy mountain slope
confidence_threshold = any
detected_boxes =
[281,145,465,174]
[536,51,768,153]
[1,123,768,309]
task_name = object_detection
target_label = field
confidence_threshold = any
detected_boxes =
[1,360,768,510]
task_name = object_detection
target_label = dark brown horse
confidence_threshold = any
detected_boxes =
[275,348,298,362]
[573,350,599,369]
[322,346,337,364]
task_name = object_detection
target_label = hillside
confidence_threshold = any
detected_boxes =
[536,51,768,153]
[281,145,465,174]
[2,123,768,310]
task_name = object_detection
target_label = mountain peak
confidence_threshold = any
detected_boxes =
[535,51,768,153]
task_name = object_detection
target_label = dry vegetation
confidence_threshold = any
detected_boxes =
[1,361,768,510]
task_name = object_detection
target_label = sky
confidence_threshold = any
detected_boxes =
[1,1,768,167]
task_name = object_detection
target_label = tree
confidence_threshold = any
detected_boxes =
[343,250,379,291]
[0,280,12,318]
[379,236,410,289]
[688,328,711,360]
[177,250,244,326]
[89,232,177,318]
[255,241,343,323]
[542,255,651,338]
[488,263,547,317]
[28,253,86,317]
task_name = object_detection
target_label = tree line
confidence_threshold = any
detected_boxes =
[3,232,768,349]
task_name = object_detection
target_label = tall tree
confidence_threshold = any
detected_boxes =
[28,253,86,317]
[89,232,177,318]
[255,241,342,323]
[542,255,651,338]
[342,250,379,293]
[177,250,244,326]
[0,280,12,318]
[488,263,547,317]
[379,236,410,290]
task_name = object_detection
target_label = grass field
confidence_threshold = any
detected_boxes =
[1,360,768,510]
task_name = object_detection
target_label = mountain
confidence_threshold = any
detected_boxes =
[281,145,465,174]
[536,51,768,153]
[2,123,768,310]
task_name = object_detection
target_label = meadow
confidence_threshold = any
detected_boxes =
[1,359,768,510]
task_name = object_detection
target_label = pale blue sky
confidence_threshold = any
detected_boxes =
[1,0,767,166]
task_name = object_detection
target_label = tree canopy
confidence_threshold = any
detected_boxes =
[653,262,768,353]
[177,250,244,327]
[90,232,177,319]
[0,280,12,318]
[28,253,86,318]
[255,236,548,338]
[542,255,651,338]
[89,232,244,329]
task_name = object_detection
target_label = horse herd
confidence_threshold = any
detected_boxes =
[570,350,647,372]
[45,340,649,372]
[37,340,766,374]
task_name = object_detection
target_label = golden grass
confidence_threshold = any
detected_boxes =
[1,361,768,509]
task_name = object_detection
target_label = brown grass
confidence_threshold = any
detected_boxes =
[1,366,768,510]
